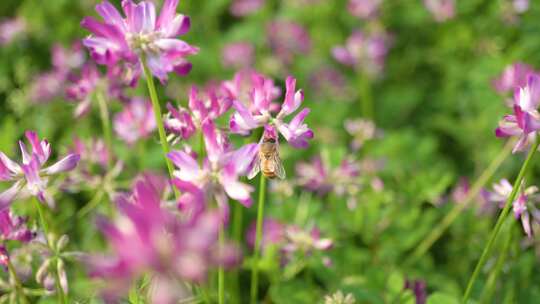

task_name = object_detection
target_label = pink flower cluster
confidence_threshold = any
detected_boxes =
[333,30,392,77]
[81,0,198,83]
[0,131,80,209]
[485,179,540,238]
[496,74,540,153]
[246,218,333,265]
[91,179,240,302]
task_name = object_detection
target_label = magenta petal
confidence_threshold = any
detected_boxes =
[81,16,126,44]
[0,181,23,211]
[0,152,21,180]
[219,174,253,207]
[172,178,206,216]
[156,0,179,30]
[42,154,80,175]
[167,150,200,180]
[173,61,192,75]
[228,143,258,176]
[96,1,125,29]
[202,119,223,163]
[332,46,355,66]
[280,76,302,116]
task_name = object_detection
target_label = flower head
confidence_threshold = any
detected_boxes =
[424,0,455,22]
[309,67,348,101]
[164,86,231,141]
[267,21,311,64]
[495,74,540,153]
[30,43,86,103]
[296,155,365,209]
[513,0,529,13]
[281,226,333,261]
[90,179,240,302]
[0,17,26,46]
[81,0,198,83]
[344,118,379,151]
[229,73,314,148]
[492,63,536,95]
[230,0,265,16]
[348,0,382,20]
[333,30,392,77]
[0,131,80,209]
[168,119,258,220]
[0,210,35,243]
[324,291,357,304]
[222,42,255,69]
[246,218,285,250]
[114,98,157,145]
[486,179,540,238]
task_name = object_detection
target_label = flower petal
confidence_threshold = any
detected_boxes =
[0,181,23,211]
[42,154,80,175]
[167,150,200,180]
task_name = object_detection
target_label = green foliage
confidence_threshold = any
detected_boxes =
[1,0,540,303]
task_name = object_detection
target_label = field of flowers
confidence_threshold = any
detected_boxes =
[1,0,540,303]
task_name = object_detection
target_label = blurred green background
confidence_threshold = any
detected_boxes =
[1,0,540,303]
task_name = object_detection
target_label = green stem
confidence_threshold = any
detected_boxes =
[6,258,29,304]
[358,73,374,120]
[96,89,113,169]
[52,258,66,304]
[479,220,513,304]
[199,130,205,167]
[218,226,225,304]
[405,139,514,266]
[250,175,267,304]
[77,190,105,218]
[140,57,179,199]
[463,139,540,302]
[33,199,66,304]
[231,202,243,303]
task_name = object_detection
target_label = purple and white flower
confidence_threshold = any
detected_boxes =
[229,74,314,148]
[495,75,540,153]
[333,30,392,77]
[113,98,157,145]
[424,0,455,22]
[0,131,80,209]
[168,119,258,220]
[90,179,240,302]
[81,0,199,83]
[348,0,382,20]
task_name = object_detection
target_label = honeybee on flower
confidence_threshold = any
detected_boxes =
[249,126,285,180]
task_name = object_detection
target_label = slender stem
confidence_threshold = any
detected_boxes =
[231,202,243,303]
[77,190,105,218]
[6,258,29,304]
[52,258,66,304]
[405,139,514,266]
[479,220,513,304]
[199,130,205,167]
[463,139,540,302]
[140,57,179,199]
[96,89,113,168]
[250,175,267,304]
[218,226,225,304]
[33,199,66,304]
[33,199,49,244]
[358,72,374,120]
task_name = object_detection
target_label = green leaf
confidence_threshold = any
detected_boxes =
[427,292,460,304]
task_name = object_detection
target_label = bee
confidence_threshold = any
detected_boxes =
[248,137,286,180]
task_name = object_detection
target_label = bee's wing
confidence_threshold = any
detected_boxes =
[247,154,261,180]
[273,152,286,180]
